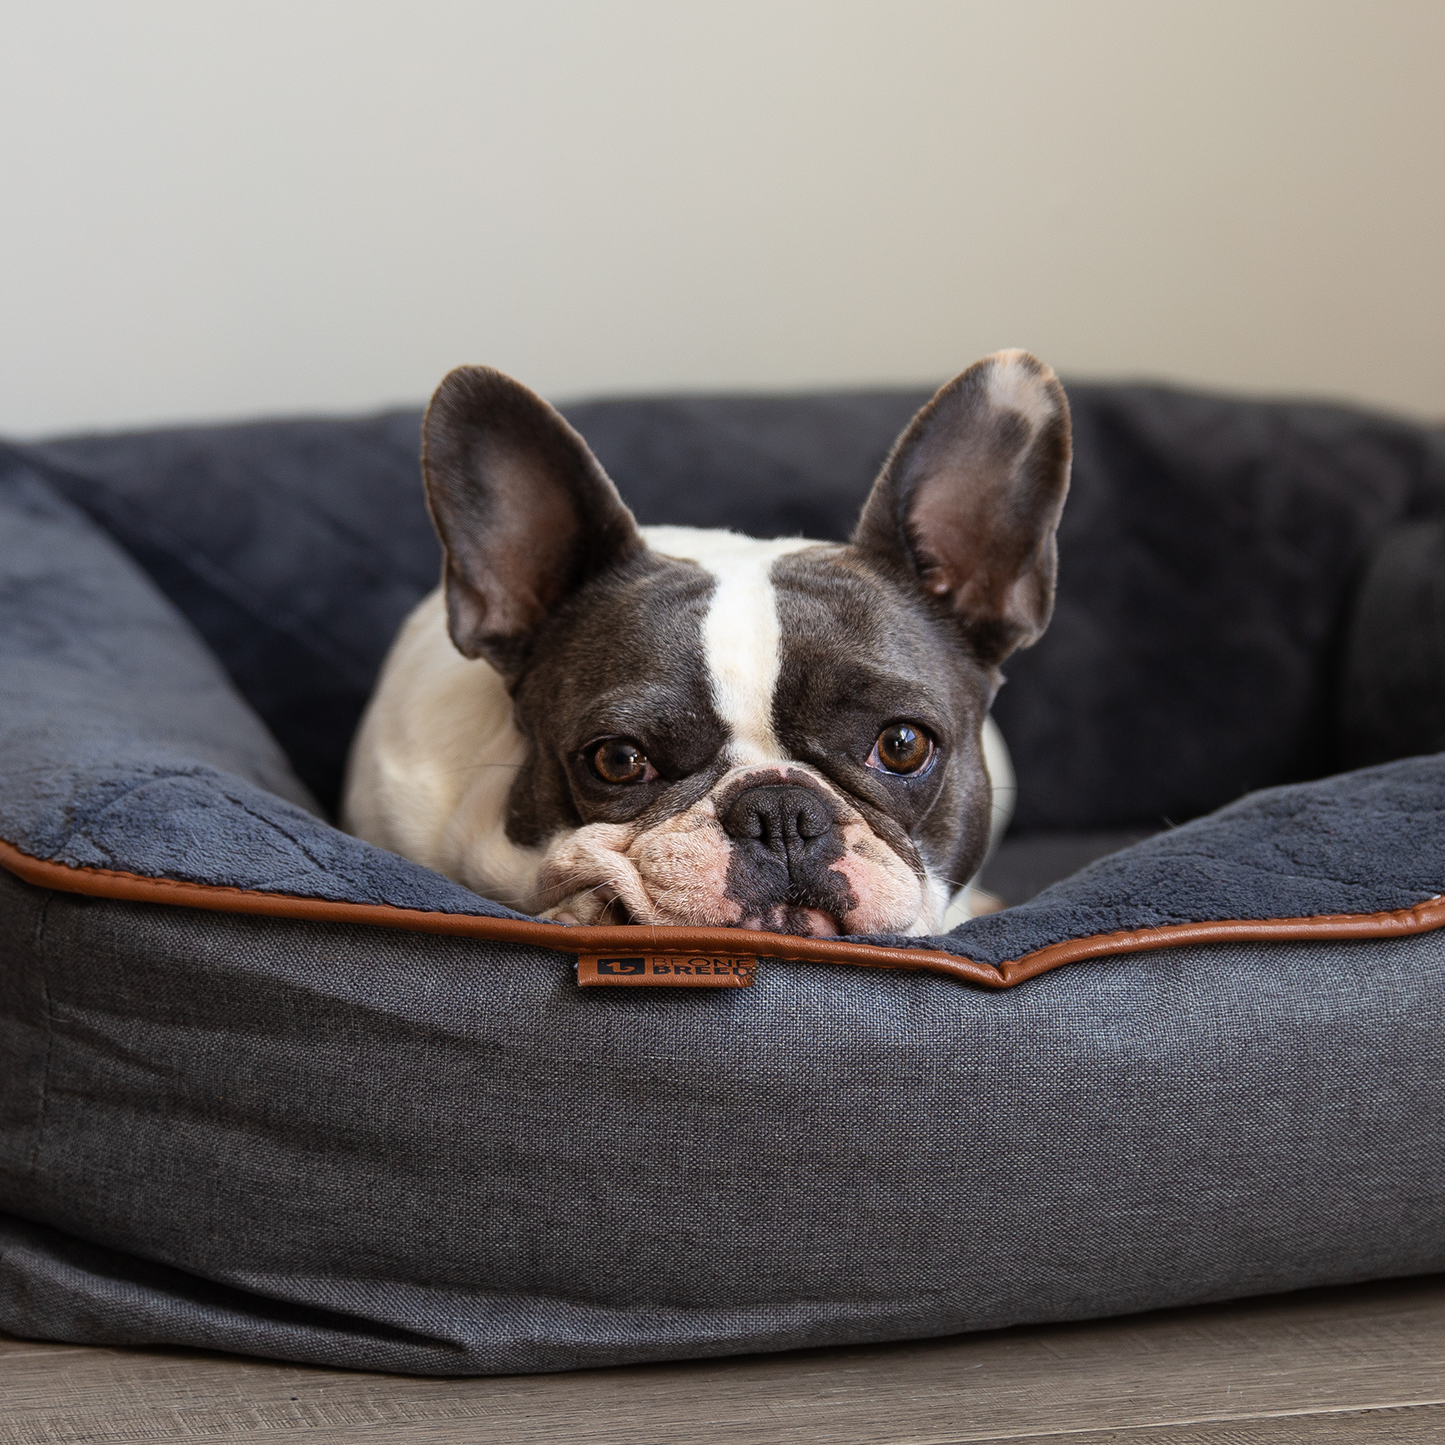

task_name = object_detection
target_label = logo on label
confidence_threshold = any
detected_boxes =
[595,957,646,975]
[577,954,758,988]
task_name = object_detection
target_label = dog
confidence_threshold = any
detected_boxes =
[341,350,1070,936]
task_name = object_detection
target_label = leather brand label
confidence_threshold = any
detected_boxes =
[577,955,757,988]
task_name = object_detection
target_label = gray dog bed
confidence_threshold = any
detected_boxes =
[0,384,1443,1375]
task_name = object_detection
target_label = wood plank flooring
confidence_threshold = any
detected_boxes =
[2,1274,1443,1444]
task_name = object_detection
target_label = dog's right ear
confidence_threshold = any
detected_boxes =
[421,366,644,676]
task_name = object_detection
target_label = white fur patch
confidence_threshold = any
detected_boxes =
[340,589,544,905]
[641,526,818,767]
[939,716,1015,928]
[985,349,1058,431]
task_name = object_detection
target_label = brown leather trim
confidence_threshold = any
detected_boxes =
[0,839,1004,986]
[994,895,1445,985]
[1,837,1442,990]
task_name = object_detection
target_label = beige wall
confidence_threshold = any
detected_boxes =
[2,1,1441,436]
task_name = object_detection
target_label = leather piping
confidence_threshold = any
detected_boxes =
[1,837,1442,990]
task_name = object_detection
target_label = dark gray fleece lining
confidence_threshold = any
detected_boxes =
[0,461,523,923]
[27,388,1445,824]
[918,754,1445,965]
[2,457,1442,956]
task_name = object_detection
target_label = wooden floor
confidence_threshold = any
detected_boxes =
[2,1276,1444,1444]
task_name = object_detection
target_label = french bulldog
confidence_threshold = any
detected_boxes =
[342,349,1070,937]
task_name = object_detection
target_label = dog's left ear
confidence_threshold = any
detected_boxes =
[853,350,1072,667]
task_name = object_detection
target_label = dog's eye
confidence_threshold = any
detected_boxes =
[589,738,655,785]
[867,723,934,776]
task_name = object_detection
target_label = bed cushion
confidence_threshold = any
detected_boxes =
[2,393,1444,1376]
[29,388,1445,824]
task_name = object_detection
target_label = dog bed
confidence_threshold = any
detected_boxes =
[0,385,1443,1375]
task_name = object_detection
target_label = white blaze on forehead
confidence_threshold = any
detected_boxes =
[641,526,820,767]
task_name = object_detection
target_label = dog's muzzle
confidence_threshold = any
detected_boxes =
[719,782,857,935]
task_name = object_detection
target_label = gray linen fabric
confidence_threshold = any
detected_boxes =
[1,868,1442,1375]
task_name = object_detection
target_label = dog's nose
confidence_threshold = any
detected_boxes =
[721,785,836,866]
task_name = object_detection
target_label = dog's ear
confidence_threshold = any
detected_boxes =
[421,366,644,675]
[853,349,1071,667]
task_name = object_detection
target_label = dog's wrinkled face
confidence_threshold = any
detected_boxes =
[418,350,1071,935]
[505,535,991,933]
